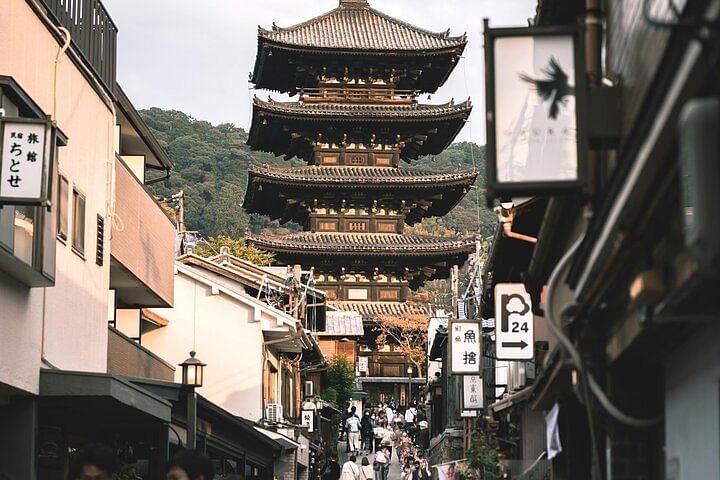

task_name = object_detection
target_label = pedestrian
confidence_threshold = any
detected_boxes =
[66,444,120,480]
[372,448,388,480]
[361,410,374,452]
[345,407,362,454]
[417,453,430,480]
[404,404,417,424]
[359,457,374,480]
[415,406,427,423]
[166,449,215,480]
[340,455,361,480]
[416,421,430,457]
[321,454,341,480]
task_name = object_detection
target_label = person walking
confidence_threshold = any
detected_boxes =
[359,457,374,480]
[372,448,388,480]
[340,455,361,480]
[345,407,362,455]
[321,454,341,480]
[166,449,215,480]
[66,444,120,480]
[361,410,374,452]
[416,421,430,457]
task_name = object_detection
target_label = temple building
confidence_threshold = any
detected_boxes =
[244,0,476,404]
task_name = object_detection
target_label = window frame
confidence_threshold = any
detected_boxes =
[71,186,86,258]
[56,174,69,242]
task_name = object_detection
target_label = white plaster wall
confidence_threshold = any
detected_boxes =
[664,321,720,480]
[0,0,113,389]
[142,273,266,420]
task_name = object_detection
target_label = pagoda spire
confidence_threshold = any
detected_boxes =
[339,0,368,6]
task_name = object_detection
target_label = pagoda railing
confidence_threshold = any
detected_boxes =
[40,0,118,95]
[300,87,417,104]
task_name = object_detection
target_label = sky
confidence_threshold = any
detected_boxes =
[104,0,536,144]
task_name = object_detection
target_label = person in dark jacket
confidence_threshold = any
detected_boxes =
[415,421,430,457]
[321,454,341,480]
[361,410,374,452]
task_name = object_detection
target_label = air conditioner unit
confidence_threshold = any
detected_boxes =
[266,403,283,423]
[304,381,314,398]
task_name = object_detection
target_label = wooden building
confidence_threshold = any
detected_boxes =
[243,0,475,404]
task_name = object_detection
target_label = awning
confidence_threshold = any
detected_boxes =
[39,369,172,422]
[254,426,301,450]
[489,386,534,414]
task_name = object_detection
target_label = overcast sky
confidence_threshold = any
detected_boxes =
[104,0,536,144]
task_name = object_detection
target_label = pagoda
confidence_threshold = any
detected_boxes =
[244,0,476,402]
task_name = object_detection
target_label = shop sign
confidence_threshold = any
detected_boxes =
[494,283,534,360]
[484,21,587,199]
[0,118,54,206]
[462,375,484,410]
[358,356,368,373]
[449,321,482,374]
[301,409,314,433]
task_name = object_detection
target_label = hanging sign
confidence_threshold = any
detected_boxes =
[358,357,368,373]
[301,409,315,433]
[494,283,534,360]
[449,321,482,374]
[483,21,587,200]
[0,118,54,206]
[462,375,484,410]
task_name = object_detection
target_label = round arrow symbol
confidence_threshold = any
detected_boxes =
[501,340,528,349]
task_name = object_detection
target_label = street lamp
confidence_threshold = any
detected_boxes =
[180,351,206,449]
[407,366,413,406]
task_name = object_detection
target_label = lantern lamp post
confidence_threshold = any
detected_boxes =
[180,351,206,449]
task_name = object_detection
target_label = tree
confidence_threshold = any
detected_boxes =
[194,235,275,265]
[322,356,355,409]
[373,314,429,377]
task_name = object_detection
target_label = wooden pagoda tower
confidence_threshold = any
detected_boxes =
[244,0,476,403]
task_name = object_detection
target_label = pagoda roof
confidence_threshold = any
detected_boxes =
[246,232,474,255]
[251,0,466,93]
[243,164,477,226]
[248,97,472,162]
[330,301,429,322]
[258,0,466,52]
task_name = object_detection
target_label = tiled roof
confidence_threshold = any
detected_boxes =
[259,1,466,52]
[331,301,429,322]
[247,164,477,186]
[245,232,475,255]
[319,310,365,336]
[254,97,472,119]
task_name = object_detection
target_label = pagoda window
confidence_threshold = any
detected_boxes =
[377,221,397,233]
[375,156,392,166]
[318,220,338,232]
[348,154,367,165]
[324,288,338,300]
[321,154,338,165]
[379,289,400,300]
[348,221,367,232]
[347,288,369,300]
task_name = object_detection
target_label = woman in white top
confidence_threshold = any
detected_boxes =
[359,457,374,480]
[340,455,361,480]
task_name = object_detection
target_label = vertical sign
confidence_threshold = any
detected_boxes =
[449,321,482,374]
[484,22,586,199]
[358,357,368,373]
[463,375,484,410]
[494,283,534,360]
[0,119,51,204]
[301,409,315,433]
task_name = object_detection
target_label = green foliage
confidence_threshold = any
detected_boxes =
[460,435,501,479]
[323,356,355,408]
[141,108,496,241]
[194,235,275,265]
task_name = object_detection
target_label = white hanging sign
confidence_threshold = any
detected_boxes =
[494,283,534,360]
[449,321,482,374]
[0,119,52,205]
[462,375,484,410]
[301,409,315,433]
[358,357,368,373]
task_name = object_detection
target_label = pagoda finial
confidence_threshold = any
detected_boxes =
[339,0,369,7]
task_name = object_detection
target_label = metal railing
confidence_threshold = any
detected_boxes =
[42,0,117,94]
[300,87,417,104]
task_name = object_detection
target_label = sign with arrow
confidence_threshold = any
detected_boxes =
[494,283,534,360]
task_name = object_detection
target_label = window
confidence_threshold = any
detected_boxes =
[57,175,69,241]
[377,221,397,233]
[96,215,105,266]
[72,188,86,256]
[375,156,392,166]
[379,289,400,300]
[318,221,338,232]
[348,221,367,232]
[348,154,367,165]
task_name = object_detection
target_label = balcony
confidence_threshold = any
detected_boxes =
[107,326,175,381]
[41,0,117,94]
[110,158,175,308]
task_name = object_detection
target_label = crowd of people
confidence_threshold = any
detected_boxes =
[320,400,432,480]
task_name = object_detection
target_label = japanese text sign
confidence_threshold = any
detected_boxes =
[463,375,484,410]
[358,357,368,373]
[494,283,534,360]
[449,321,482,374]
[0,119,52,205]
[301,409,315,433]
